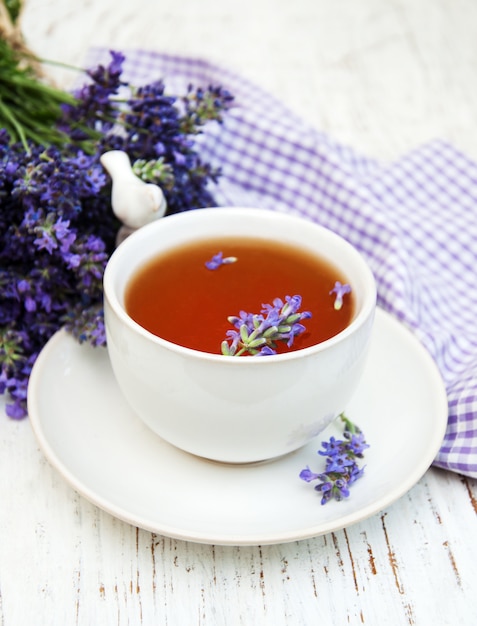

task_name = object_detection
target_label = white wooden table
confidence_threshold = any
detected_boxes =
[1,0,477,623]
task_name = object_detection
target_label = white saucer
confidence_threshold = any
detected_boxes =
[28,309,448,546]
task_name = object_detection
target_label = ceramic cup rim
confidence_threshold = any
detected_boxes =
[103,207,377,364]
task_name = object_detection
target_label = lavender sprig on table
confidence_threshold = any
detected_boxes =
[299,414,369,504]
[0,50,233,419]
[221,295,312,356]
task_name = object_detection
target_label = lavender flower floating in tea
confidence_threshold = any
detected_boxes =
[221,295,312,357]
[330,281,352,310]
[204,251,238,270]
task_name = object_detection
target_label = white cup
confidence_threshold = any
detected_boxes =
[103,207,376,463]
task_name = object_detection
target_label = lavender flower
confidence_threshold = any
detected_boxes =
[205,251,238,270]
[329,281,352,310]
[299,414,369,504]
[221,295,312,356]
[0,51,233,418]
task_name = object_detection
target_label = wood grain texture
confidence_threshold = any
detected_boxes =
[1,412,476,626]
[1,0,477,623]
[21,0,477,162]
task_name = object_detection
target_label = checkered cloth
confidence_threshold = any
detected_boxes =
[87,48,477,478]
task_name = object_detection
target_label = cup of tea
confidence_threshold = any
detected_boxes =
[103,207,376,463]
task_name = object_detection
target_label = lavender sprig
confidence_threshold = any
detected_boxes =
[299,414,369,504]
[221,295,312,356]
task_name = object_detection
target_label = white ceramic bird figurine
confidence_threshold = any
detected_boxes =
[100,150,167,245]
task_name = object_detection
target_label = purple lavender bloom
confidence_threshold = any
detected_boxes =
[318,436,344,457]
[315,480,334,505]
[282,294,302,315]
[258,345,277,356]
[107,50,126,78]
[86,166,107,193]
[70,151,91,169]
[205,251,225,270]
[53,217,71,240]
[154,141,166,156]
[222,294,311,357]
[332,478,350,500]
[348,464,366,485]
[299,413,368,505]
[59,232,77,255]
[346,432,370,456]
[205,251,238,270]
[5,398,28,420]
[16,279,30,294]
[24,297,37,313]
[64,253,82,269]
[299,466,321,482]
[227,310,255,328]
[34,229,57,254]
[283,322,307,348]
[329,281,352,310]
[325,453,356,473]
[173,151,187,166]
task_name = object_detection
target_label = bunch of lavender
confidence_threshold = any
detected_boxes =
[60,51,233,215]
[0,51,233,419]
[221,295,312,356]
[299,414,369,504]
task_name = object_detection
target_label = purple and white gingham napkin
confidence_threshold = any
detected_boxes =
[87,48,477,479]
